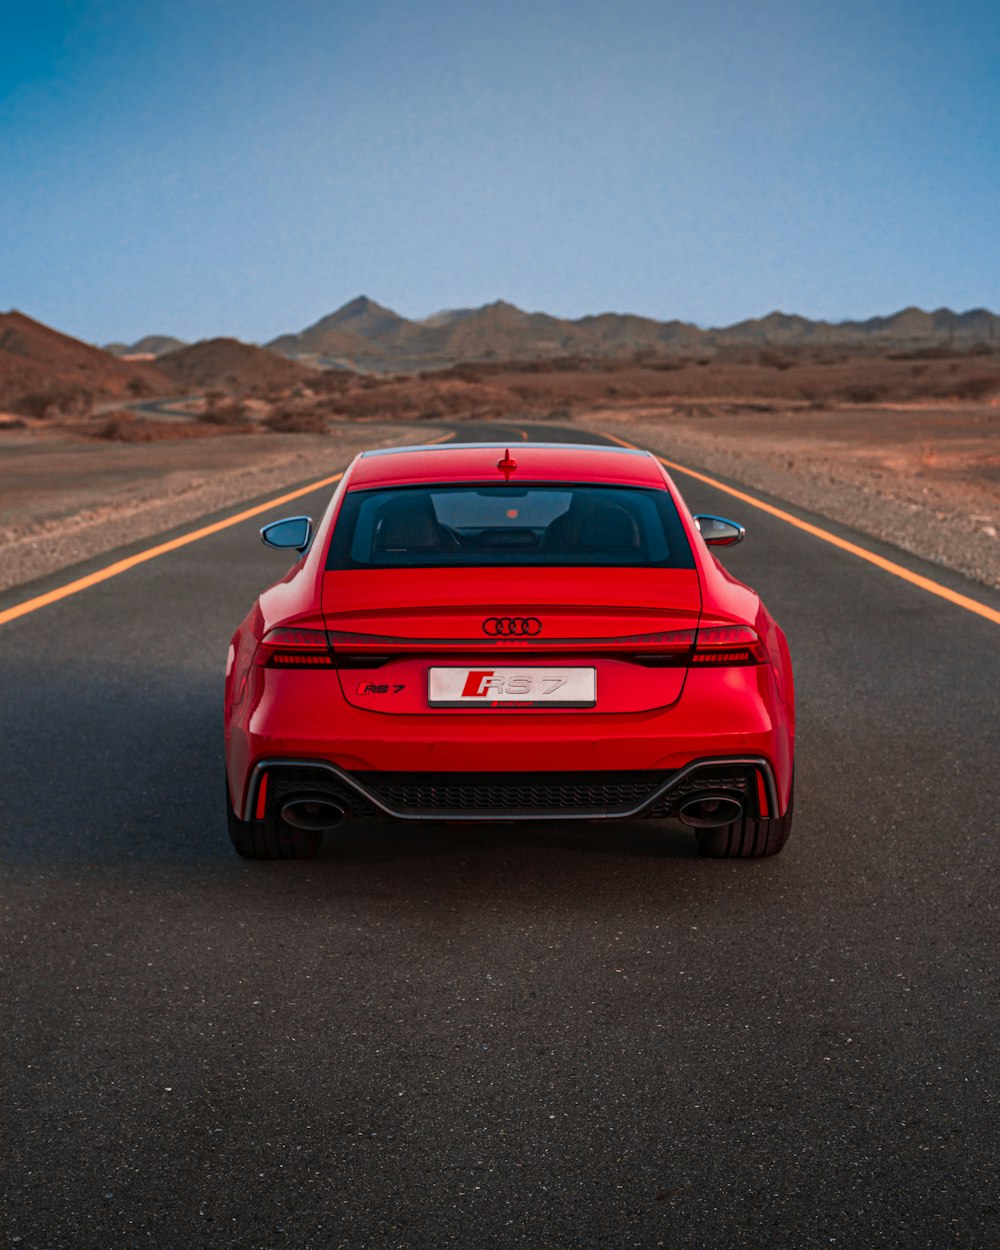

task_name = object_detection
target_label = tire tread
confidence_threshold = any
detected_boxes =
[696,780,793,859]
[226,781,322,860]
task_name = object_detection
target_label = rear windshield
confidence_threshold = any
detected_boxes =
[326,484,695,569]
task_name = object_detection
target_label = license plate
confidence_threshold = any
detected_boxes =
[428,666,597,707]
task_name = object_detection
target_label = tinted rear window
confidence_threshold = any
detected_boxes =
[326,484,695,569]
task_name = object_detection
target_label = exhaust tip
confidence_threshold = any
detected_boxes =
[279,797,346,831]
[678,792,744,829]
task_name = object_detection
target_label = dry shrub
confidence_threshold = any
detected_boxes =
[96,415,154,441]
[264,409,329,434]
[199,399,248,425]
[94,416,150,441]
[887,346,955,361]
[13,387,94,418]
[758,349,795,370]
[842,384,886,404]
[96,417,137,440]
[473,360,506,376]
[448,366,486,383]
[98,417,157,442]
[338,390,413,419]
[94,414,249,441]
[310,370,355,394]
[951,374,1000,400]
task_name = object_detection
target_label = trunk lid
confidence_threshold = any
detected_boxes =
[322,567,701,714]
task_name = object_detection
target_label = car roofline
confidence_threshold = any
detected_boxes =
[360,442,650,458]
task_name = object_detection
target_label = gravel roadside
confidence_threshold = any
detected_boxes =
[573,408,1000,590]
[0,422,437,595]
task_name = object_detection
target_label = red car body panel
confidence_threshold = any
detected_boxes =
[225,444,795,825]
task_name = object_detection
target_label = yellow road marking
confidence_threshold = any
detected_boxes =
[0,472,344,628]
[603,431,1000,626]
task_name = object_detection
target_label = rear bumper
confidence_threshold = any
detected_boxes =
[226,665,794,818]
[240,757,779,823]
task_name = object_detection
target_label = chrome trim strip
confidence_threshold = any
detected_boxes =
[243,756,778,823]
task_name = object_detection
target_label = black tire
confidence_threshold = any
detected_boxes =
[226,779,322,860]
[695,779,794,859]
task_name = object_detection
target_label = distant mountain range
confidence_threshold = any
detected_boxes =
[4,300,998,419]
[260,297,1000,371]
[104,297,1000,372]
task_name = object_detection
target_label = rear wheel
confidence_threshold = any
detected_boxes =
[695,780,793,859]
[226,779,322,860]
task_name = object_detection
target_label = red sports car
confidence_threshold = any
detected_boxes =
[224,442,795,859]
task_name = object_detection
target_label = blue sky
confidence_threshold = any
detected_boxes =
[1,0,998,343]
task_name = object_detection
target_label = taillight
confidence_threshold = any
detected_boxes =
[629,628,696,666]
[257,628,334,668]
[692,625,767,666]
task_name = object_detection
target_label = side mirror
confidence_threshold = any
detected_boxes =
[260,515,313,552]
[694,515,745,547]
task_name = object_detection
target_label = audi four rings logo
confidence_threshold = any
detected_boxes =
[482,616,542,637]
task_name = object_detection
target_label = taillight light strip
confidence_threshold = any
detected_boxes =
[325,628,698,653]
[256,625,766,668]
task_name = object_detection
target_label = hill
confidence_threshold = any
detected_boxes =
[104,334,188,358]
[155,337,318,393]
[0,311,170,416]
[266,296,409,361]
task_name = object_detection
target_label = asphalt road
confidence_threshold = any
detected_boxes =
[3,422,999,1249]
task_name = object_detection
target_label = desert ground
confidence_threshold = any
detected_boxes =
[1,349,997,592]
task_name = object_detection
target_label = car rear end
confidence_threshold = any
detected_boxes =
[226,444,793,853]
